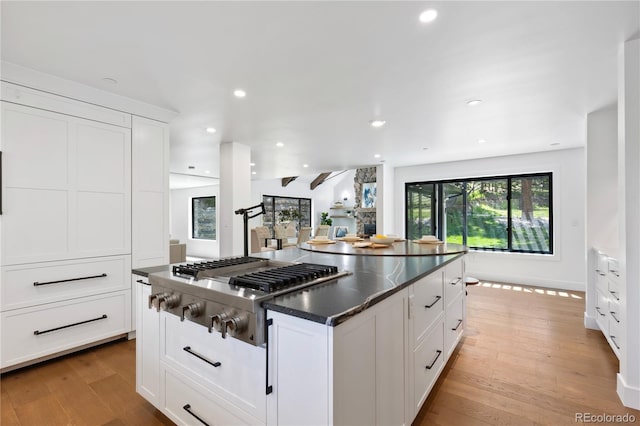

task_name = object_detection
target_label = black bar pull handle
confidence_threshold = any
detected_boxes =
[34,273,107,287]
[266,317,273,395]
[183,346,221,368]
[450,277,462,286]
[595,306,606,317]
[182,404,210,426]
[34,314,107,335]
[452,319,463,331]
[609,290,619,301]
[424,295,441,309]
[136,279,150,286]
[610,311,620,323]
[425,350,442,370]
[610,336,620,350]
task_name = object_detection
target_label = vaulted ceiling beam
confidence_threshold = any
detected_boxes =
[310,172,332,190]
[281,176,297,187]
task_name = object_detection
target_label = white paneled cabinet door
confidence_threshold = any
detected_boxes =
[132,116,169,269]
[1,101,131,265]
[135,276,160,408]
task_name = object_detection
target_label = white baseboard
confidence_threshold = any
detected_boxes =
[618,373,640,410]
[584,313,599,330]
[465,270,584,291]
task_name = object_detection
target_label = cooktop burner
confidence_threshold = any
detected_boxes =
[229,263,339,293]
[172,256,263,278]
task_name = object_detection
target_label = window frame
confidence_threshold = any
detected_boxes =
[191,195,217,240]
[405,172,553,254]
[262,195,312,235]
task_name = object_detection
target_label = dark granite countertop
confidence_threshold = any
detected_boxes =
[132,248,465,326]
[257,248,464,326]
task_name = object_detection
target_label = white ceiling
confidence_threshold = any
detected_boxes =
[2,1,638,181]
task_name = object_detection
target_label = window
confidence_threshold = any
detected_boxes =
[406,173,552,254]
[262,195,312,234]
[192,196,216,240]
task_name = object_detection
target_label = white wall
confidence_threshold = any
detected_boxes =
[394,148,586,291]
[170,185,220,259]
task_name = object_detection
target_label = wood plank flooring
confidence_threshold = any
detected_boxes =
[1,281,637,425]
[415,282,640,426]
[1,338,172,426]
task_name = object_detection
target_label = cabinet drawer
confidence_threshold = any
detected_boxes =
[411,271,444,344]
[595,251,609,277]
[607,258,620,282]
[163,367,258,426]
[413,322,444,412]
[444,262,463,306]
[161,313,266,421]
[595,289,609,334]
[608,316,622,357]
[1,290,131,368]
[444,293,464,357]
[1,256,131,311]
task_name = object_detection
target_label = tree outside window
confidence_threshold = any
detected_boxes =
[406,173,552,254]
[192,196,216,240]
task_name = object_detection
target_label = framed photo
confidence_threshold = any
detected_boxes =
[333,226,349,239]
[361,182,377,208]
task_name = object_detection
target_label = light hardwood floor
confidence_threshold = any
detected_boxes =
[416,282,639,426]
[1,282,638,425]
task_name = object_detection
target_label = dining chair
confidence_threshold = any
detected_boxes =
[253,226,277,251]
[315,224,330,237]
[274,224,296,248]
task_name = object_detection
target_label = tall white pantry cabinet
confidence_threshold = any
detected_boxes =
[0,77,170,372]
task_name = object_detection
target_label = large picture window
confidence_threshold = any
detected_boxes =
[192,196,216,240]
[406,173,552,254]
[262,195,312,234]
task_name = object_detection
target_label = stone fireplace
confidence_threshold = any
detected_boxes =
[353,167,377,236]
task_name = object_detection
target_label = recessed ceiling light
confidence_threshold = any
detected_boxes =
[478,139,487,144]
[374,154,381,158]
[303,164,309,168]
[419,9,438,23]
[234,89,246,98]
[101,77,118,85]
[205,170,210,174]
[188,165,195,169]
[466,99,483,106]
[276,142,284,147]
[370,120,386,128]
[206,127,217,133]
[250,162,256,167]
[252,171,257,175]
[550,142,561,146]
[422,147,429,150]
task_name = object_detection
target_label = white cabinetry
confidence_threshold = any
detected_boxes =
[134,275,160,408]
[1,101,131,265]
[132,116,169,269]
[593,249,623,358]
[267,256,465,426]
[1,81,168,371]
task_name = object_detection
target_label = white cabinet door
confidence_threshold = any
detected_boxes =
[1,102,131,265]
[135,276,160,408]
[132,116,169,268]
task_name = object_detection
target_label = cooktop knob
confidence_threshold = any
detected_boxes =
[181,302,204,321]
[209,313,228,334]
[224,315,248,338]
[159,293,181,310]
[149,292,171,311]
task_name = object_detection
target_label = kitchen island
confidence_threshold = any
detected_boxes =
[133,245,466,425]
